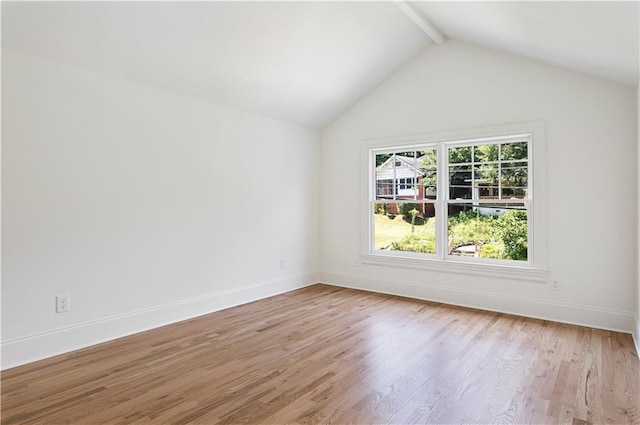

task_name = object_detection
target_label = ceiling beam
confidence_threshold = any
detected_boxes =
[396,1,445,45]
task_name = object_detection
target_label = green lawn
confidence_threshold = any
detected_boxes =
[373,214,436,250]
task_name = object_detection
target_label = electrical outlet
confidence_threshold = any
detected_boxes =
[551,280,560,291]
[56,295,70,313]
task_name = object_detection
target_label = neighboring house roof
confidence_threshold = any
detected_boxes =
[376,155,426,180]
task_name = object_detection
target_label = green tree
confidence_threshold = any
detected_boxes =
[474,144,498,162]
[408,208,420,233]
[419,149,437,191]
[501,141,527,161]
[449,146,471,163]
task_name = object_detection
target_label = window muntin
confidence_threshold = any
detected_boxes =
[370,135,531,266]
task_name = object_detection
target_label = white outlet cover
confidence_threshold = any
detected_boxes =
[56,295,70,313]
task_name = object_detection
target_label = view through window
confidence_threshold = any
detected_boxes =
[372,136,531,265]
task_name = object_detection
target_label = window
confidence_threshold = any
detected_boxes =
[446,140,529,263]
[373,149,438,255]
[361,122,547,278]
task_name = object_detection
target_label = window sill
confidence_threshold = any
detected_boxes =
[359,253,548,283]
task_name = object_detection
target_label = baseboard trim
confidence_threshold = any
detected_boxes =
[1,272,319,370]
[321,271,635,334]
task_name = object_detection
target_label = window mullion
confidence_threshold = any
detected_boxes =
[471,148,476,203]
[392,153,397,200]
[413,151,418,200]
[498,143,502,200]
[369,150,375,254]
[439,144,448,260]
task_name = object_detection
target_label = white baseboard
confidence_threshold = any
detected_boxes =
[321,271,636,334]
[1,272,319,370]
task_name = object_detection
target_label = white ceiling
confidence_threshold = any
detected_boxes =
[1,1,430,129]
[414,1,639,88]
[2,2,638,129]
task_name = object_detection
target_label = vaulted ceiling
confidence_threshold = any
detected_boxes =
[2,1,638,129]
[413,2,639,89]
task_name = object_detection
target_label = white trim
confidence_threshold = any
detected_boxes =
[360,253,546,282]
[321,271,636,334]
[363,121,545,148]
[444,133,531,148]
[1,272,319,370]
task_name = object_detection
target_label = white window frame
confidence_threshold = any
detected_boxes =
[360,122,547,282]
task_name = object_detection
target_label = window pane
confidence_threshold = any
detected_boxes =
[449,146,471,163]
[421,169,437,198]
[420,149,437,167]
[447,204,527,261]
[395,152,419,199]
[501,141,528,161]
[502,187,527,198]
[375,151,423,200]
[472,164,498,200]
[374,202,436,254]
[375,153,396,200]
[418,149,437,199]
[375,180,395,200]
[474,144,498,162]
[449,164,472,199]
[501,162,528,188]
[473,164,498,184]
[375,153,392,167]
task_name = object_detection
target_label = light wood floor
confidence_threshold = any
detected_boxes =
[2,284,639,424]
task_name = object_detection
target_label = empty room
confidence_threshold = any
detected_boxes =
[2,1,639,424]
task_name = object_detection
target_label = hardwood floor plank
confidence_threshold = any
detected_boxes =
[2,284,638,424]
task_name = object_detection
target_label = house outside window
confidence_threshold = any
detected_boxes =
[361,122,547,279]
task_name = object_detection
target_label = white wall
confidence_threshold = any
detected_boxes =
[320,40,637,333]
[636,84,640,354]
[636,6,640,357]
[1,49,320,369]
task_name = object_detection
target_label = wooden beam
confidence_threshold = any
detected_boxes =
[396,0,445,45]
